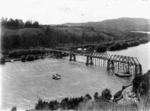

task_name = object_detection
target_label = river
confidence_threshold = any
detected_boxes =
[1,42,150,110]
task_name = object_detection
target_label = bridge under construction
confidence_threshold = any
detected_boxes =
[45,48,142,76]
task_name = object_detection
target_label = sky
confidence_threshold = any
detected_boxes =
[0,0,150,24]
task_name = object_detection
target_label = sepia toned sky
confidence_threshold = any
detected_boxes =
[0,0,150,24]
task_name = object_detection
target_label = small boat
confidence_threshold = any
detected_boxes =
[115,72,132,77]
[52,73,61,80]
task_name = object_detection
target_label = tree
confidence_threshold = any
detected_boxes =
[11,106,17,111]
[101,88,112,101]
[94,92,99,101]
[84,94,92,101]
[33,21,39,28]
[96,44,107,52]
[133,73,149,97]
[49,100,59,110]
[132,76,143,94]
[25,20,32,27]
[14,19,19,28]
[60,98,69,109]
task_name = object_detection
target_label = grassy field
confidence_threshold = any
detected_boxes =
[1,27,43,36]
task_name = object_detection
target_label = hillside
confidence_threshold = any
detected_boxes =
[1,28,43,36]
[1,17,150,52]
[64,18,150,31]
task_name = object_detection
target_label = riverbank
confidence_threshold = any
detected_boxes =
[0,48,69,64]
[96,37,150,52]
[1,39,149,65]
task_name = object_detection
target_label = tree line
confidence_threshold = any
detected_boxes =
[96,37,149,52]
[35,88,112,110]
[1,18,40,28]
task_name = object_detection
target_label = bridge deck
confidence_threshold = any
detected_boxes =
[47,48,141,65]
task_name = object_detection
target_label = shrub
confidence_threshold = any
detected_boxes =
[0,56,6,64]
[93,92,99,101]
[132,71,150,100]
[96,44,107,52]
[11,106,17,111]
[101,88,112,101]
[49,100,59,110]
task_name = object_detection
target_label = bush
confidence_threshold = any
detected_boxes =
[8,49,45,58]
[0,56,6,64]
[96,44,107,52]
[35,99,49,110]
[84,94,92,102]
[21,55,26,62]
[49,100,59,110]
[26,55,34,61]
[132,72,149,97]
[94,92,99,101]
[11,106,17,111]
[101,88,112,101]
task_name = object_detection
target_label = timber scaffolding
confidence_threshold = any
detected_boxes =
[45,49,142,76]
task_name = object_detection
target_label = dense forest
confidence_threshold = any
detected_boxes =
[1,18,150,55]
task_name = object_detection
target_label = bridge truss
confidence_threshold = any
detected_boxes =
[49,49,143,76]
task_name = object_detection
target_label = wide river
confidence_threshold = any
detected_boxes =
[1,42,150,110]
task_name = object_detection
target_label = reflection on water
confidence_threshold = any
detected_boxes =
[1,42,150,110]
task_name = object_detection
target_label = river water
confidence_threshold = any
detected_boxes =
[1,42,150,110]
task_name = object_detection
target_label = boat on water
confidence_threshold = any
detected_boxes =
[52,73,61,80]
[115,72,132,77]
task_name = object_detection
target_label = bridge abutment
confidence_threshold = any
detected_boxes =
[107,60,115,71]
[69,54,76,61]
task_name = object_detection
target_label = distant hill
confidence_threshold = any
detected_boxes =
[64,18,150,31]
[2,17,150,51]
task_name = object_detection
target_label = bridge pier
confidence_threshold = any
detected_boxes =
[69,53,76,61]
[103,60,106,67]
[139,64,142,75]
[107,60,110,71]
[107,60,114,71]
[86,56,93,66]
